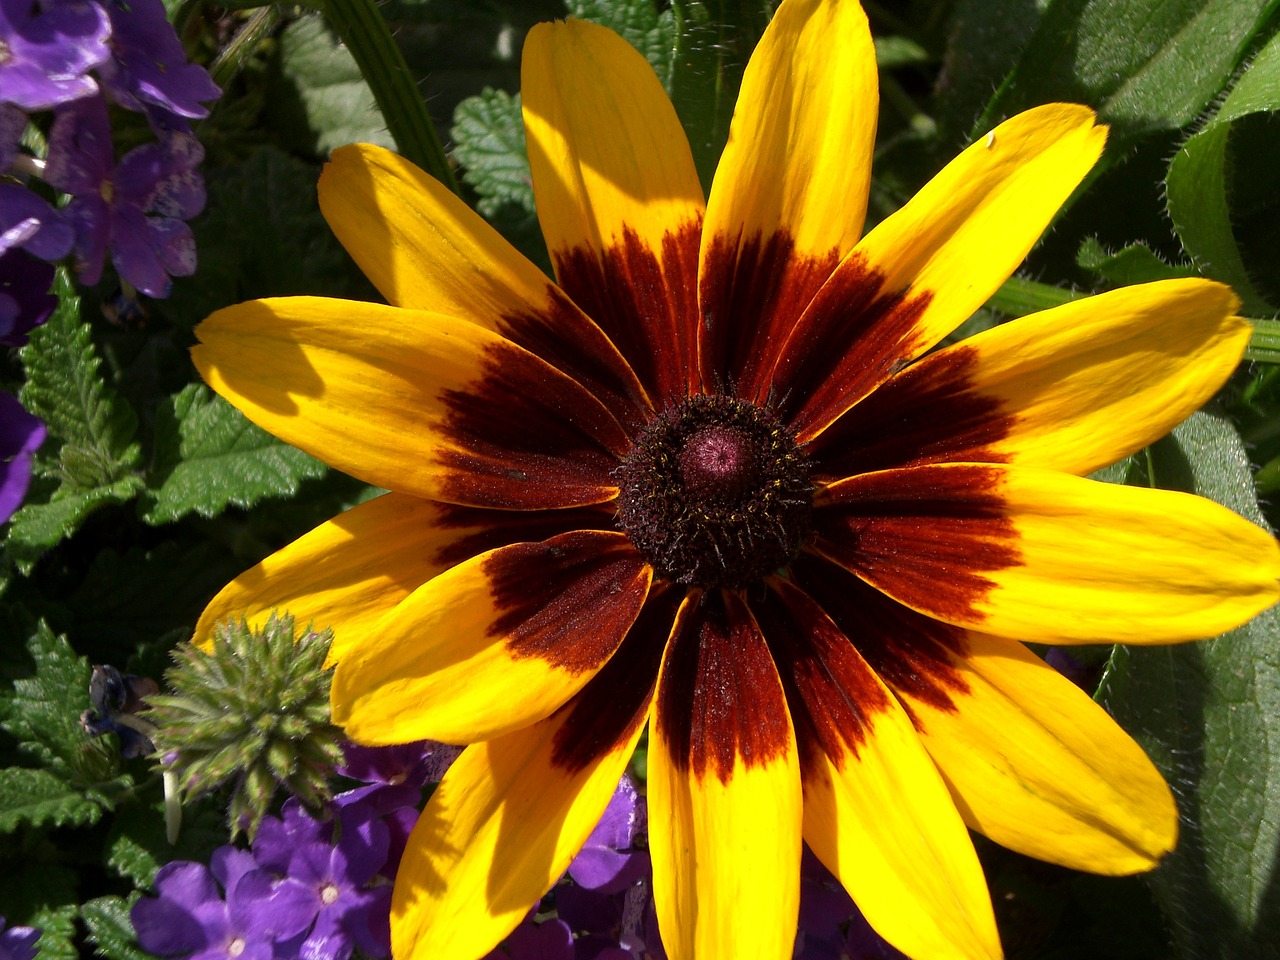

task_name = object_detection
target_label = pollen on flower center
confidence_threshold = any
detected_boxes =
[617,395,813,590]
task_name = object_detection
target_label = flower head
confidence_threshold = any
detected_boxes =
[192,1,1280,958]
[44,92,204,296]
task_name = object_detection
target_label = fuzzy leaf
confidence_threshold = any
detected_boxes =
[17,273,140,485]
[569,0,676,85]
[0,620,133,808]
[6,478,145,569]
[986,0,1273,145]
[266,13,396,157]
[451,88,533,218]
[1100,409,1280,959]
[1166,27,1280,315]
[140,384,328,524]
[0,766,103,831]
[82,896,157,960]
[1076,238,1197,286]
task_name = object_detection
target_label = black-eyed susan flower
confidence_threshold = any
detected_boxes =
[189,1,1280,958]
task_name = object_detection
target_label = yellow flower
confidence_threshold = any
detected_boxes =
[191,2,1280,958]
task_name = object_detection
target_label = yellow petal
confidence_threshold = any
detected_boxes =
[771,104,1107,440]
[319,143,650,425]
[389,603,666,960]
[817,462,1280,644]
[811,279,1248,477]
[331,531,651,745]
[905,631,1177,873]
[698,0,878,398]
[757,578,1001,960]
[648,591,802,960]
[192,297,626,509]
[193,494,614,663]
[522,18,704,403]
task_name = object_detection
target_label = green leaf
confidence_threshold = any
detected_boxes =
[0,620,132,804]
[1166,28,1280,315]
[984,0,1274,145]
[8,273,144,563]
[0,766,104,831]
[1099,409,1280,959]
[140,384,328,524]
[569,0,677,85]
[669,1,769,190]
[18,272,140,487]
[105,787,227,887]
[1076,237,1198,286]
[264,13,397,157]
[82,896,158,960]
[451,88,533,218]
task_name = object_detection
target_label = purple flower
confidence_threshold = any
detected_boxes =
[79,663,159,758]
[0,392,43,524]
[338,739,459,792]
[96,0,219,125]
[44,93,204,296]
[131,848,316,960]
[0,915,41,960]
[0,248,55,345]
[568,774,648,895]
[0,0,111,110]
[489,918,575,960]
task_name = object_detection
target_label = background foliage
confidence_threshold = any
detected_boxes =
[3,0,1280,956]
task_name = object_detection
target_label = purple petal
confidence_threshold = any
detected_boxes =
[0,0,111,110]
[0,918,42,960]
[150,216,197,277]
[230,870,321,942]
[0,184,73,260]
[210,846,258,895]
[567,777,647,894]
[152,860,222,910]
[333,810,390,888]
[253,803,331,873]
[506,919,575,960]
[97,0,220,119]
[0,249,56,345]
[44,94,113,195]
[107,205,170,296]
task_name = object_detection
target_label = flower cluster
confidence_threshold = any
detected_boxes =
[130,740,454,960]
[0,0,219,299]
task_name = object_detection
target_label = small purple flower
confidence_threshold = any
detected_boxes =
[0,248,55,345]
[96,0,219,125]
[131,848,316,960]
[0,915,41,960]
[44,92,204,296]
[0,0,111,110]
[79,663,159,758]
[0,392,43,524]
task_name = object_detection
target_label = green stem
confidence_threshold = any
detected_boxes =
[209,5,282,92]
[1246,318,1280,364]
[321,0,458,194]
[985,276,1085,316]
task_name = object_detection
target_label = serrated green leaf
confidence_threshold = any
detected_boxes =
[568,0,677,85]
[984,0,1274,146]
[18,272,141,487]
[1099,410,1280,959]
[0,620,129,797]
[1076,237,1197,286]
[266,13,397,157]
[0,856,77,959]
[140,384,327,524]
[0,767,104,831]
[1167,28,1280,316]
[6,478,146,571]
[82,896,158,960]
[451,88,533,218]
[26,902,77,960]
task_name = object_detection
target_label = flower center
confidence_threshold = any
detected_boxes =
[617,395,813,590]
[227,937,246,958]
[320,881,340,905]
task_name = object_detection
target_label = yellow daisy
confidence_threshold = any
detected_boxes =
[190,2,1280,958]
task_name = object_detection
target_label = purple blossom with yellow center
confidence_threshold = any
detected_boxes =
[43,92,203,296]
[190,0,1280,958]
